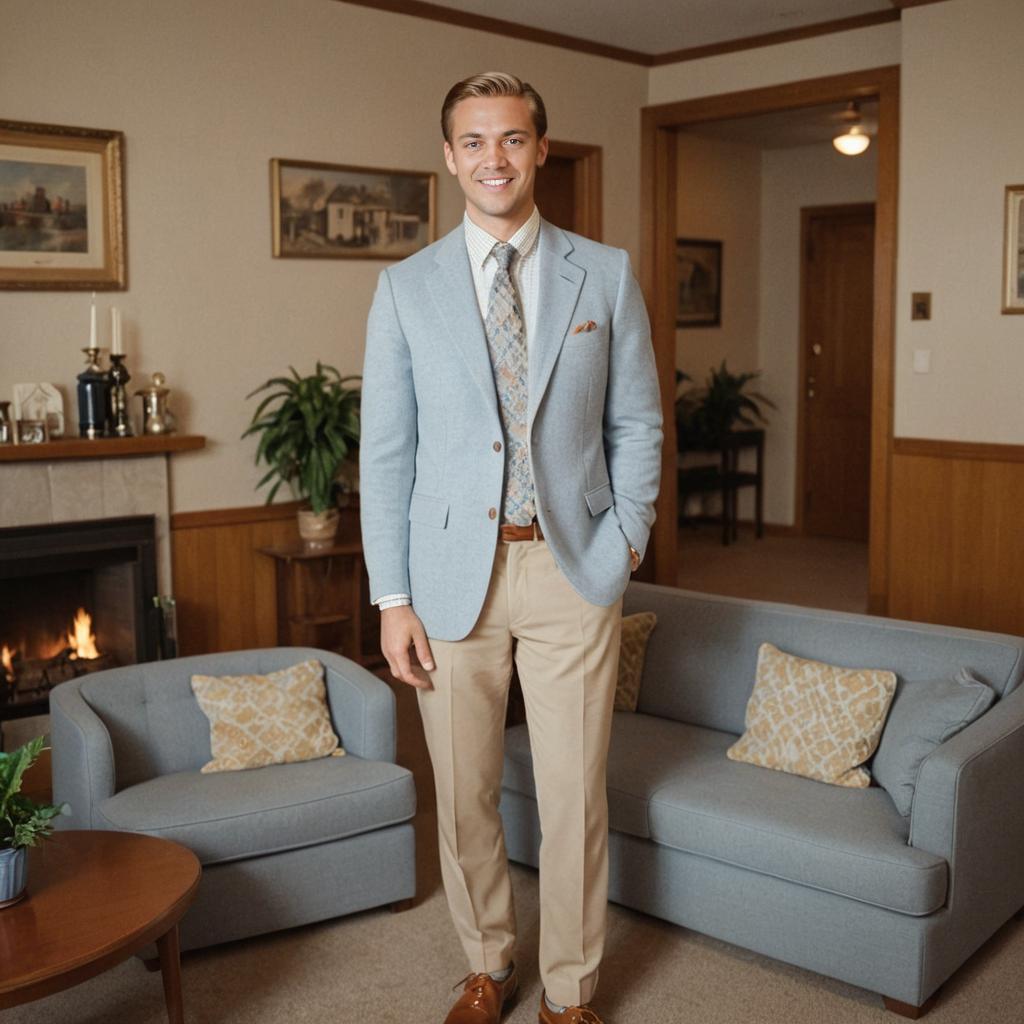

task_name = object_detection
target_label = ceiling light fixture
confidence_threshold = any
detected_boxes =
[833,101,871,156]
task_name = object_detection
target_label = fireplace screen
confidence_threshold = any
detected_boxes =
[0,516,160,727]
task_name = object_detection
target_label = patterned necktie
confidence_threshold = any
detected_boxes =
[485,242,536,526]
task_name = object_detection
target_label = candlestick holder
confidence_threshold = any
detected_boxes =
[77,347,110,439]
[108,353,133,437]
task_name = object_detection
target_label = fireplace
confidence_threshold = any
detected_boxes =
[0,516,161,732]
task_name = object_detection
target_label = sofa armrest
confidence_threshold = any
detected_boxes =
[49,679,116,830]
[319,652,397,763]
[909,683,1024,914]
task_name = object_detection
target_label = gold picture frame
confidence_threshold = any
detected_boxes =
[271,158,436,260]
[0,118,126,290]
[1003,184,1024,314]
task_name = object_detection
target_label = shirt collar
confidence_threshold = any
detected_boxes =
[463,206,541,269]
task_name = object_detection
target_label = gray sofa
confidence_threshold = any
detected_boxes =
[499,583,1024,1017]
[50,648,416,953]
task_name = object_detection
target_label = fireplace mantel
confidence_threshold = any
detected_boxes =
[0,435,205,463]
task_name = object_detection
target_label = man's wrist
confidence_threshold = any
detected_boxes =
[375,593,412,610]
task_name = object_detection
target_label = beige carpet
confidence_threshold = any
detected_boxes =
[676,523,870,613]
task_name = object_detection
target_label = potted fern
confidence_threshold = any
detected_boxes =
[1,737,66,907]
[243,363,361,546]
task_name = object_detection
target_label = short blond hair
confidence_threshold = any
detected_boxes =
[441,72,547,144]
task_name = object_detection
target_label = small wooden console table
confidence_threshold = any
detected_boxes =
[259,540,365,663]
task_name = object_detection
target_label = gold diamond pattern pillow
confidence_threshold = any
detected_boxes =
[727,643,896,787]
[191,659,344,774]
[615,612,658,712]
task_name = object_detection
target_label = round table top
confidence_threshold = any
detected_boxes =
[0,830,201,1005]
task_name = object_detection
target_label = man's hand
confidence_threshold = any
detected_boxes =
[629,544,641,572]
[381,605,435,688]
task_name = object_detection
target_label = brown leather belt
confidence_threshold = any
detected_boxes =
[499,519,544,542]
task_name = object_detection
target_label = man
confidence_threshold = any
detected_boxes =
[360,72,662,1024]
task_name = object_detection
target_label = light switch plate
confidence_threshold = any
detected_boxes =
[913,349,931,374]
[911,292,932,320]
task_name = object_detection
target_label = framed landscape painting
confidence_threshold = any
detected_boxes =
[271,158,436,260]
[1003,185,1024,314]
[0,119,126,290]
[676,238,722,328]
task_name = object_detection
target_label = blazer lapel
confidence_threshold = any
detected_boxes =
[426,226,500,424]
[529,220,585,427]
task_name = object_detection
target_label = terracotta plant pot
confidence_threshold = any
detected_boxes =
[297,508,339,550]
[0,846,27,908]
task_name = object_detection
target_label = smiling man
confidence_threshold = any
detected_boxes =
[360,72,662,1024]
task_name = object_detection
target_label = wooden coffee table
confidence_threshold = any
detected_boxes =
[0,830,201,1023]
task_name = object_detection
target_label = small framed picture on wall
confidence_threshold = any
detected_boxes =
[0,118,126,290]
[1003,185,1024,314]
[676,238,722,328]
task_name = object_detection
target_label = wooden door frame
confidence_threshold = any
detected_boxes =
[640,66,899,614]
[546,140,602,241]
[795,201,877,538]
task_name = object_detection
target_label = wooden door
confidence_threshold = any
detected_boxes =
[534,141,602,241]
[799,204,875,540]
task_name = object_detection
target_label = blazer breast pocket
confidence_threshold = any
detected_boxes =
[408,491,450,529]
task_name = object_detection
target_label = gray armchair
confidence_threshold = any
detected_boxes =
[49,648,416,952]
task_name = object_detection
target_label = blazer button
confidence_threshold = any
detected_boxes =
[493,441,502,452]
[488,507,497,520]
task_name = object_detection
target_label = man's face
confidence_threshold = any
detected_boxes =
[443,95,548,238]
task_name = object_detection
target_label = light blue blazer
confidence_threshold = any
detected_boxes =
[359,219,663,642]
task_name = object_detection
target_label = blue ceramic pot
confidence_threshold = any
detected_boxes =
[0,846,27,907]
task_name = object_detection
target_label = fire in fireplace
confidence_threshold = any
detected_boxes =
[0,516,160,733]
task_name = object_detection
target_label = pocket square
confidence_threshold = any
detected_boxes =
[572,320,598,335]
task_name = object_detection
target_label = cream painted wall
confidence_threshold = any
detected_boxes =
[648,22,902,107]
[894,0,1024,443]
[0,0,647,513]
[675,133,761,383]
[759,143,877,526]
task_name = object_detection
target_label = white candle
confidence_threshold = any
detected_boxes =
[89,292,97,349]
[111,307,123,355]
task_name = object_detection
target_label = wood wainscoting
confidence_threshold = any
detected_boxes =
[888,439,1024,635]
[170,498,377,659]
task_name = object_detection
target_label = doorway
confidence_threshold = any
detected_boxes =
[640,67,899,614]
[534,140,602,240]
[798,203,875,541]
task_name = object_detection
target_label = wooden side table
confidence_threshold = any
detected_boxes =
[0,830,200,1023]
[259,541,365,663]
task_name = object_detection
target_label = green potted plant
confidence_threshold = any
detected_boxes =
[243,363,361,546]
[676,360,776,451]
[1,737,66,907]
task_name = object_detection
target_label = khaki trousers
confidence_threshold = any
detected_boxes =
[417,538,623,1007]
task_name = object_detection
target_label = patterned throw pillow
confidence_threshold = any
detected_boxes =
[191,659,344,774]
[727,642,897,787]
[615,612,658,712]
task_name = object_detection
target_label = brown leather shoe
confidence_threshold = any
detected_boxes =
[537,992,605,1024]
[443,965,519,1024]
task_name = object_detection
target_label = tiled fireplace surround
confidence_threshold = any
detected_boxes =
[0,456,172,589]
[0,454,173,746]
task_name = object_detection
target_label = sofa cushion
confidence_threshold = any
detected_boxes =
[503,714,947,916]
[97,755,415,866]
[191,659,342,773]
[615,612,658,712]
[872,669,995,817]
[727,642,896,788]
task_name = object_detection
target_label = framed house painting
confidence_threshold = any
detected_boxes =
[0,119,126,290]
[271,159,436,260]
[1003,185,1024,314]
[676,238,722,328]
